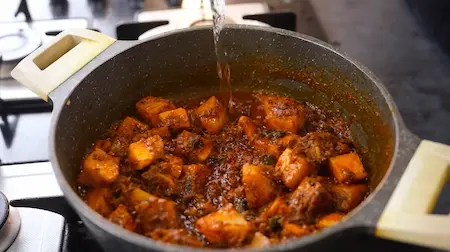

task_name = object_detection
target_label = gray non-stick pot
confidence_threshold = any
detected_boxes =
[11,25,450,251]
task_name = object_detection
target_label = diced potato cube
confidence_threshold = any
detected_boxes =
[330,184,368,212]
[195,205,251,246]
[329,152,368,183]
[129,188,178,232]
[159,108,191,130]
[93,139,112,152]
[109,136,130,157]
[259,94,304,133]
[137,200,179,233]
[108,204,136,231]
[116,116,148,137]
[335,141,351,155]
[148,126,171,139]
[193,138,213,162]
[182,164,211,195]
[275,148,314,189]
[136,96,175,125]
[142,168,177,195]
[173,131,212,161]
[128,135,164,170]
[296,132,350,164]
[183,164,210,183]
[183,199,218,218]
[281,223,311,238]
[82,148,119,186]
[259,197,292,221]
[248,232,271,248]
[129,188,154,206]
[317,213,344,228]
[174,130,199,155]
[289,177,332,219]
[252,132,301,159]
[147,229,203,247]
[85,188,112,217]
[160,155,183,178]
[195,96,228,133]
[253,138,282,157]
[238,116,257,141]
[242,164,275,208]
[266,116,299,134]
[130,126,171,143]
[278,134,301,149]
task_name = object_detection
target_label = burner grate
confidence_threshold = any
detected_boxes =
[116,11,296,40]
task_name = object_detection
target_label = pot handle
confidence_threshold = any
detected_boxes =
[11,29,116,102]
[375,140,450,250]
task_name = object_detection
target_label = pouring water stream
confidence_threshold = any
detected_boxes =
[210,0,234,113]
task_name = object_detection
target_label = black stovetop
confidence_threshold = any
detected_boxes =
[1,160,445,252]
[8,196,440,252]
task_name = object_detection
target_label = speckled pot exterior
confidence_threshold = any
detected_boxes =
[47,25,420,251]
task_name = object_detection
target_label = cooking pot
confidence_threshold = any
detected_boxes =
[10,26,450,251]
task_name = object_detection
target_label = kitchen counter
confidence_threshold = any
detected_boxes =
[312,0,450,145]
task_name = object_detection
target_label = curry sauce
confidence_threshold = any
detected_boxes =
[77,92,369,248]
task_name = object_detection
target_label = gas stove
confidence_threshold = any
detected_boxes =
[0,0,443,251]
[116,1,297,40]
[0,18,89,164]
[0,14,91,165]
[0,162,105,252]
[0,163,440,252]
[0,0,300,165]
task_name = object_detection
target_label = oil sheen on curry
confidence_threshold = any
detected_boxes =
[77,92,370,248]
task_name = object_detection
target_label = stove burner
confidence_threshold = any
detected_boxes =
[0,114,19,148]
[189,16,234,27]
[0,192,21,252]
[14,0,33,23]
[0,27,41,62]
[134,2,271,40]
[116,21,169,40]
[0,192,8,229]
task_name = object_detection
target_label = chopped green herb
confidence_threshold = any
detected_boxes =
[236,198,249,213]
[112,190,122,198]
[193,139,204,148]
[269,216,283,232]
[185,179,192,193]
[207,157,218,165]
[263,155,277,165]
[262,130,286,139]
[324,125,334,132]
[244,211,257,221]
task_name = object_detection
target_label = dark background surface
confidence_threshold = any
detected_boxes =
[309,0,450,145]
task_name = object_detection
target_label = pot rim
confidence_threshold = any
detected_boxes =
[49,24,405,251]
